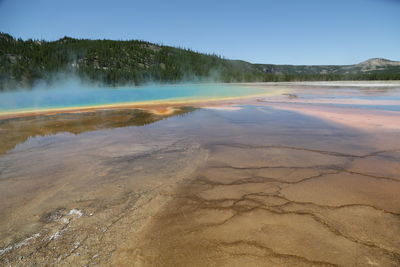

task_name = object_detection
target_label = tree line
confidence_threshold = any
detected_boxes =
[1,32,399,90]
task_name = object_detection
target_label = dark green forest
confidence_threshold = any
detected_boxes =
[1,32,399,90]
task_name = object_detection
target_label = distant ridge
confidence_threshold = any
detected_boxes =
[358,58,400,65]
[1,33,399,89]
[357,58,400,71]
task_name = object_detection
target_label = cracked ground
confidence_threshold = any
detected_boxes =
[1,105,400,266]
[126,143,400,266]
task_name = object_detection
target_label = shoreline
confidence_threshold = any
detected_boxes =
[237,80,400,87]
[2,80,400,120]
[0,93,272,120]
[1,81,400,132]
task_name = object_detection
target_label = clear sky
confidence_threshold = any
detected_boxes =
[0,0,399,65]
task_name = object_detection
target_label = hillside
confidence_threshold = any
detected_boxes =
[1,33,400,90]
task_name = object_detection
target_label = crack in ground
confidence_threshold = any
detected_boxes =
[217,240,339,266]
[169,155,400,263]
[208,143,400,159]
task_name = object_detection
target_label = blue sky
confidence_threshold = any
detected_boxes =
[0,0,399,65]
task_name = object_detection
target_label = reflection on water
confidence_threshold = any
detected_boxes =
[319,103,400,111]
[0,107,195,155]
[0,100,400,266]
[258,84,400,114]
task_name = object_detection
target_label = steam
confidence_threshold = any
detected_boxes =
[0,74,107,112]
[0,73,262,113]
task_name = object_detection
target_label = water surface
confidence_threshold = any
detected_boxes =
[0,83,268,113]
[1,84,400,266]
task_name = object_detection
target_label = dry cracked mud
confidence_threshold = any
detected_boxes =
[123,143,400,267]
[1,104,400,266]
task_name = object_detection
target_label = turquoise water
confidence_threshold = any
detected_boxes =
[0,83,266,112]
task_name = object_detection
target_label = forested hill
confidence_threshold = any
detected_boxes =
[1,32,400,90]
